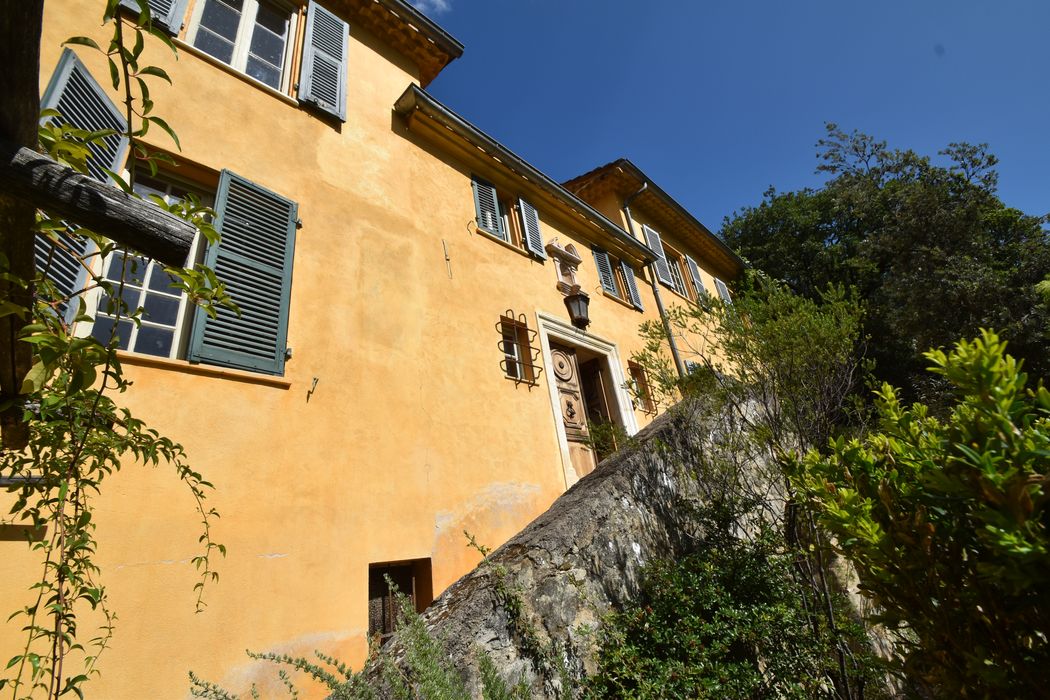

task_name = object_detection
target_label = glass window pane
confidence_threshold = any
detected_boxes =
[255,1,287,36]
[133,326,174,357]
[245,57,281,88]
[99,286,142,316]
[148,266,180,292]
[143,294,180,326]
[91,317,132,350]
[194,29,235,64]
[199,0,242,41]
[250,27,285,67]
[106,253,147,287]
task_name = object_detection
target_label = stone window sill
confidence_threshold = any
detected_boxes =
[117,351,292,389]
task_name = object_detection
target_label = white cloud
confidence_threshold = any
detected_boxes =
[408,0,451,15]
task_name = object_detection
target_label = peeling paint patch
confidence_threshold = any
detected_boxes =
[257,553,289,559]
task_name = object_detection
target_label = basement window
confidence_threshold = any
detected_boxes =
[368,559,433,645]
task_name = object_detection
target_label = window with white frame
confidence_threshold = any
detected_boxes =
[87,173,212,358]
[188,0,298,90]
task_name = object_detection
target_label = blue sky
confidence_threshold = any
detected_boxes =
[412,1,1050,232]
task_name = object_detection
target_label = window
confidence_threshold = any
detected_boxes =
[628,361,656,414]
[189,0,296,90]
[42,51,301,377]
[714,277,733,304]
[471,176,547,259]
[87,174,212,358]
[591,246,643,310]
[664,245,689,298]
[118,0,189,35]
[368,560,433,645]
[498,313,540,384]
[684,255,707,301]
[186,0,349,121]
[641,224,710,304]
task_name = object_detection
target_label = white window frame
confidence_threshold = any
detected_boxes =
[186,0,300,93]
[535,311,638,490]
[74,172,211,360]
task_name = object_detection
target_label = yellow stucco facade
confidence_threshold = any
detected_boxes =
[1,1,743,697]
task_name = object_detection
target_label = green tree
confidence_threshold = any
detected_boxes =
[791,331,1050,697]
[630,272,878,699]
[722,125,1050,409]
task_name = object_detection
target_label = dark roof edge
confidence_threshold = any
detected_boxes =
[394,86,655,263]
[577,158,746,274]
[377,0,464,61]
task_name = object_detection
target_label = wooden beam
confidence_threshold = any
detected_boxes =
[1,141,196,267]
[0,1,44,450]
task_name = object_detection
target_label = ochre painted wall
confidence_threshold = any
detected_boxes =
[0,2,729,697]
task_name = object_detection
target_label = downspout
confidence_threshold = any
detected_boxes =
[622,183,686,380]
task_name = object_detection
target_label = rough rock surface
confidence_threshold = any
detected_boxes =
[360,398,765,697]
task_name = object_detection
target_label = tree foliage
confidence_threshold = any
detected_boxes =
[791,331,1050,697]
[583,501,883,700]
[722,125,1050,409]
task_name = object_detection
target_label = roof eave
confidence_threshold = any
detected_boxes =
[568,159,746,276]
[394,86,656,264]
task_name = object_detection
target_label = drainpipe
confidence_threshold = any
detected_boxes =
[622,183,685,380]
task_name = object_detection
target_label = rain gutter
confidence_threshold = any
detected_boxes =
[622,183,685,379]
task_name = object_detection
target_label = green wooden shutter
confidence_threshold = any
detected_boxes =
[38,49,130,319]
[641,225,673,286]
[471,176,506,240]
[188,171,297,375]
[620,260,644,310]
[298,1,349,121]
[685,255,706,299]
[714,278,732,304]
[41,49,128,182]
[518,198,546,259]
[119,0,189,35]
[591,247,618,295]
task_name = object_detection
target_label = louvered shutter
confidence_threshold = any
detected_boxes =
[471,177,506,240]
[38,49,130,319]
[518,198,546,259]
[620,260,644,310]
[641,225,673,286]
[685,256,706,299]
[298,1,349,121]
[714,278,733,304]
[591,247,618,295]
[119,0,189,35]
[188,171,297,375]
[42,50,128,183]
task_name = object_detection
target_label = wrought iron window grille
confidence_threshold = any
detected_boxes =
[496,310,542,386]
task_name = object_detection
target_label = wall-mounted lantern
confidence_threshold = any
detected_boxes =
[563,285,591,330]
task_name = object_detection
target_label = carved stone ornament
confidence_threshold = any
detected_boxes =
[545,237,584,294]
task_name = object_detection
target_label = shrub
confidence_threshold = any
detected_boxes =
[791,331,1050,696]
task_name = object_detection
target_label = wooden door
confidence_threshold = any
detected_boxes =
[550,342,597,479]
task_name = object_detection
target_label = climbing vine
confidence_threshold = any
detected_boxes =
[2,2,234,697]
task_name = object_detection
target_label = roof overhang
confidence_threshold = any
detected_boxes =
[342,0,463,86]
[564,159,745,279]
[394,86,657,266]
